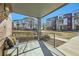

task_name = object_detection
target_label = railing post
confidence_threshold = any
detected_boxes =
[17,47,18,56]
[54,33,55,48]
[37,17,41,40]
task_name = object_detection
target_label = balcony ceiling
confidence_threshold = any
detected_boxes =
[11,3,67,17]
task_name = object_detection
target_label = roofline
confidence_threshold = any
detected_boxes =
[41,3,69,18]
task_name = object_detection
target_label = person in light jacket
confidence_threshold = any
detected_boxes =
[0,4,12,56]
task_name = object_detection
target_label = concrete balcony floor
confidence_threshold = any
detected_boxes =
[6,40,64,56]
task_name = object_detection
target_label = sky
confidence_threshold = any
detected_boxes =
[11,13,29,21]
[42,3,79,23]
[11,3,79,23]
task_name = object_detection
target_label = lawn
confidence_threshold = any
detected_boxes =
[13,30,78,40]
[12,30,37,39]
[55,31,77,39]
[41,30,78,39]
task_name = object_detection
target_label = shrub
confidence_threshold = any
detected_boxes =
[41,35,50,41]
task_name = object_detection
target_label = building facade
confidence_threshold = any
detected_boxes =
[12,17,38,30]
[73,10,79,30]
[47,10,79,31]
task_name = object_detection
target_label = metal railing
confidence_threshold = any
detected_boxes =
[41,30,66,56]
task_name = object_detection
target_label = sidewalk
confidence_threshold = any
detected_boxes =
[57,34,79,56]
[48,34,68,42]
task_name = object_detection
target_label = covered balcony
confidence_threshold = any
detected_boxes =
[0,3,79,56]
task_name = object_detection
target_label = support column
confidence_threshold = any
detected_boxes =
[37,17,53,56]
[37,17,41,40]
